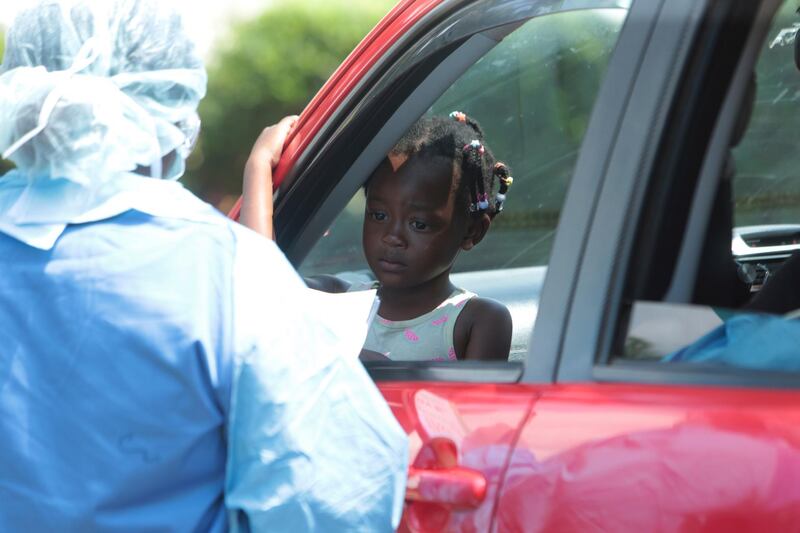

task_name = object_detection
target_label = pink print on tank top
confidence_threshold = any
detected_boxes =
[431,315,449,326]
[448,347,457,361]
[404,329,419,342]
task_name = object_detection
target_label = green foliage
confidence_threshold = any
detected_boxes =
[185,0,394,206]
[0,26,11,177]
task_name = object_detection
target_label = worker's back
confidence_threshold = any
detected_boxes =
[0,203,240,531]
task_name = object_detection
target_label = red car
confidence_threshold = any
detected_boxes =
[232,0,800,530]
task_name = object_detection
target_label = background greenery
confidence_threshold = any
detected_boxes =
[0,1,393,203]
[184,0,394,209]
[0,29,10,177]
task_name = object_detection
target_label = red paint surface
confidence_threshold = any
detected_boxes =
[380,382,800,532]
[498,383,800,532]
[379,382,800,532]
[227,0,443,220]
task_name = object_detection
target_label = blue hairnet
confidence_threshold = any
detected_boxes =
[0,0,207,183]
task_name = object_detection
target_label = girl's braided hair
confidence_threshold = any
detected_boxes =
[386,112,513,218]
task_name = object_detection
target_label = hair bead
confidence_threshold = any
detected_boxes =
[449,111,467,123]
[463,140,484,155]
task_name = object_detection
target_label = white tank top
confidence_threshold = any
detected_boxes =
[350,283,476,361]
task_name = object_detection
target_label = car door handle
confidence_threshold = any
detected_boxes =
[405,437,487,509]
[405,465,487,509]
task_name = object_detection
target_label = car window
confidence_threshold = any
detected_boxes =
[300,6,630,361]
[615,0,800,372]
[733,2,800,229]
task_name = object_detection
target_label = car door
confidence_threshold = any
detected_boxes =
[260,0,654,530]
[493,0,800,530]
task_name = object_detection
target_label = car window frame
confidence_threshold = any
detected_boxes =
[554,0,800,389]
[273,0,648,384]
[524,0,667,382]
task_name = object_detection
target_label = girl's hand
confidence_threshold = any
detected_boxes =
[247,116,299,170]
[241,115,299,239]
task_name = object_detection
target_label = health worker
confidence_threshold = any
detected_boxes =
[0,1,407,531]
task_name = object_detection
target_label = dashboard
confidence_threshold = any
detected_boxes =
[733,225,800,291]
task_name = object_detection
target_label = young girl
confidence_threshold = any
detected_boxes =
[243,112,513,361]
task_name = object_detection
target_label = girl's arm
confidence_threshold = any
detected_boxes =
[240,116,350,294]
[455,297,513,361]
[241,116,299,239]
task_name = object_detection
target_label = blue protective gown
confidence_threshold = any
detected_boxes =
[664,312,800,372]
[0,187,407,532]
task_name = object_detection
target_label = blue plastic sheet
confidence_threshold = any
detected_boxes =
[665,313,800,371]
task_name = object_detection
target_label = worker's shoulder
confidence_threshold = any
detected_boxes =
[131,187,297,276]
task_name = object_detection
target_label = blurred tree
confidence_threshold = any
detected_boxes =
[0,26,12,177]
[185,0,394,208]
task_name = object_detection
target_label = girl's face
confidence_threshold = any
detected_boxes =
[363,153,482,290]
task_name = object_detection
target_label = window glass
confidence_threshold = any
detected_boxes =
[617,1,800,373]
[429,9,625,271]
[302,8,627,277]
[733,1,800,228]
[301,6,629,361]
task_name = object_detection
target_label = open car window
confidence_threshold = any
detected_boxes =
[298,5,630,363]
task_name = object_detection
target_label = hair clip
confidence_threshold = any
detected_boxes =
[449,111,467,123]
[463,140,484,155]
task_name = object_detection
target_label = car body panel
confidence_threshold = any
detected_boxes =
[384,382,800,532]
[497,383,800,532]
